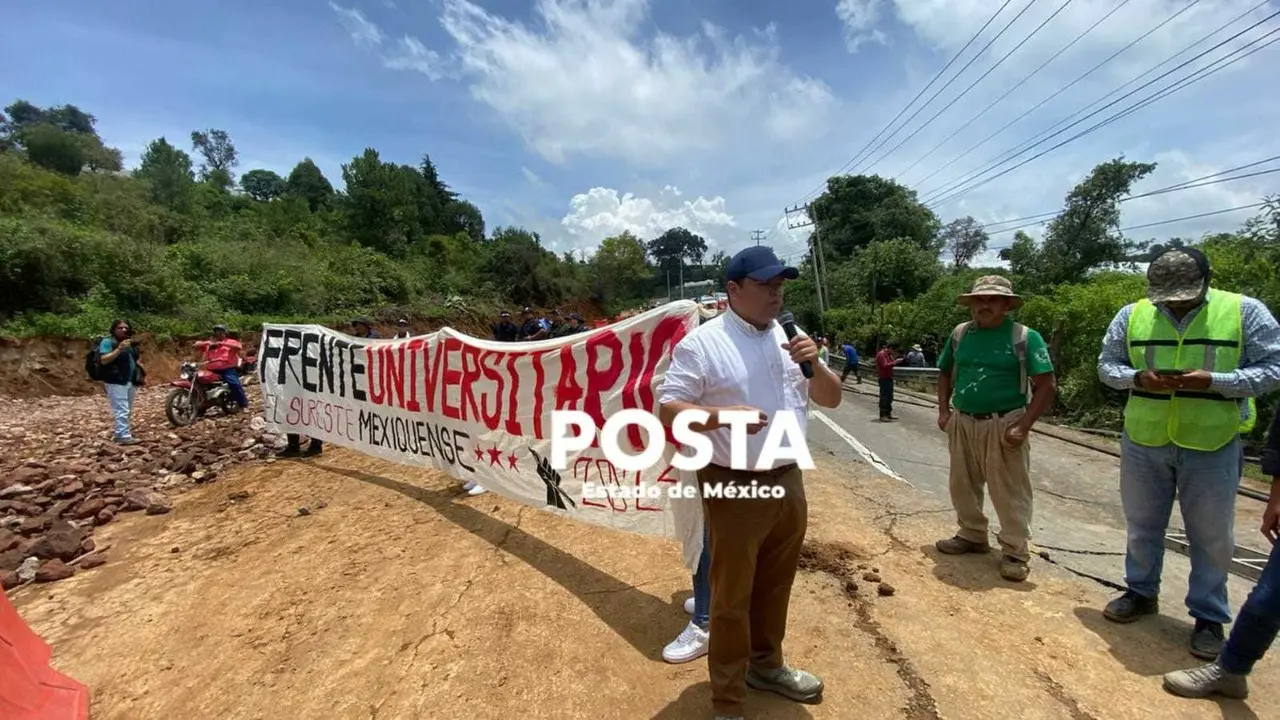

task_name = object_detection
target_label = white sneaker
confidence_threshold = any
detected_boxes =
[683,597,695,615]
[467,484,488,496]
[462,481,476,491]
[662,621,709,664]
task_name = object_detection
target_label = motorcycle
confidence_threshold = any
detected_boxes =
[164,355,258,427]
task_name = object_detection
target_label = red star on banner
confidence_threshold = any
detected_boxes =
[506,452,519,470]
[487,446,503,467]
[474,446,485,463]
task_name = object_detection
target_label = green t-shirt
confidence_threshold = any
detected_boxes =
[936,318,1053,414]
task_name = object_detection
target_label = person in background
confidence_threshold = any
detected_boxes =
[352,317,380,339]
[493,311,519,342]
[98,319,144,445]
[568,313,589,334]
[817,337,830,367]
[906,344,926,367]
[841,340,861,384]
[658,245,843,720]
[934,276,1056,582]
[875,341,905,421]
[1163,402,1280,699]
[520,307,547,341]
[194,324,248,411]
[546,308,564,336]
[392,318,411,339]
[1097,247,1280,659]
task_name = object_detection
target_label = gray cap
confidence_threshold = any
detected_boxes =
[1147,249,1208,304]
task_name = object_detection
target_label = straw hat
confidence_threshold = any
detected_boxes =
[957,275,1022,309]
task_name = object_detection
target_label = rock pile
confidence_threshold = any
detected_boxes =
[1,387,280,589]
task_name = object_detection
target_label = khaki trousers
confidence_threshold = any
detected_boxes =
[699,464,807,717]
[946,409,1033,562]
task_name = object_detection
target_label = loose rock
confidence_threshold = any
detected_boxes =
[35,559,75,582]
[79,553,107,569]
[862,572,882,583]
[877,583,896,597]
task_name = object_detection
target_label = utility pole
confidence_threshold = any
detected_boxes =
[784,204,829,320]
[751,229,766,246]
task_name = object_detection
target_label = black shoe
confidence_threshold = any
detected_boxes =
[302,443,323,457]
[1103,590,1159,623]
[276,446,302,458]
[1190,619,1226,660]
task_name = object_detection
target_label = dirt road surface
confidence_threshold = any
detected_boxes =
[11,440,1275,719]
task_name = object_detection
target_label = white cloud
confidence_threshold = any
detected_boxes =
[836,0,890,52]
[329,3,444,79]
[521,165,547,188]
[560,186,738,251]
[329,2,383,47]
[438,0,837,166]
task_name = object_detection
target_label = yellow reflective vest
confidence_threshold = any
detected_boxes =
[1124,288,1256,451]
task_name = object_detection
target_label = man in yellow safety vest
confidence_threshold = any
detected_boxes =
[1097,247,1280,660]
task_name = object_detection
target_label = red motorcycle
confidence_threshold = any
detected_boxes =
[164,355,258,427]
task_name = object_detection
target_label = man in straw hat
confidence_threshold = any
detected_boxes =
[1097,246,1280,660]
[934,275,1057,582]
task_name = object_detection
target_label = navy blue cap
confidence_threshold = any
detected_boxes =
[725,246,799,283]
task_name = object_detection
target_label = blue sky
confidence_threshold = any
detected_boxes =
[3,0,1277,265]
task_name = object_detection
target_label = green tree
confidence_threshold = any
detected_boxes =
[18,124,86,176]
[445,199,485,242]
[828,237,941,306]
[285,157,334,212]
[592,231,651,305]
[240,169,286,201]
[341,148,423,257]
[1034,156,1157,287]
[809,174,942,260]
[646,227,708,277]
[939,216,989,269]
[134,137,195,212]
[190,128,239,190]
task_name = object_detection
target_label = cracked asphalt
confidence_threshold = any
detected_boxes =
[808,380,1268,620]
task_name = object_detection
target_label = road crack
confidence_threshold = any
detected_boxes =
[799,541,941,720]
[1034,669,1100,720]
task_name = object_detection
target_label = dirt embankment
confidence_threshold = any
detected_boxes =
[0,300,608,400]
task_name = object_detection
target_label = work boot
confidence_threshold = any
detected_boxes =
[745,665,823,704]
[276,445,301,458]
[1163,660,1248,699]
[1189,619,1226,660]
[1103,590,1159,623]
[935,536,990,555]
[1000,556,1030,582]
[301,442,323,457]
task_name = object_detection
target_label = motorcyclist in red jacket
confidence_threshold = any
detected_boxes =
[193,324,248,410]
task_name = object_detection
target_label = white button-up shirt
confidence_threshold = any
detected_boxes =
[657,308,810,470]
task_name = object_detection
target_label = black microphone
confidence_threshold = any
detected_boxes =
[778,312,813,379]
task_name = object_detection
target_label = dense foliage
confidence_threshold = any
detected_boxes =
[0,100,725,338]
[787,160,1280,439]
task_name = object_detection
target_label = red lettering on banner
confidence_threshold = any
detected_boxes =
[633,471,661,512]
[622,331,647,451]
[423,339,445,414]
[576,458,627,513]
[384,345,406,409]
[504,352,523,436]
[655,464,678,484]
[584,330,623,434]
[554,345,583,412]
[366,346,385,406]
[285,396,302,424]
[404,338,424,412]
[531,350,551,439]
[440,337,463,421]
[479,350,505,430]
[459,344,482,422]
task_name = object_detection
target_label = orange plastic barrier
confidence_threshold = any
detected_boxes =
[0,592,89,720]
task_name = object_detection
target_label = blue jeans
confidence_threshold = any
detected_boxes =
[693,525,711,627]
[217,368,249,408]
[1219,539,1280,674]
[1120,433,1242,624]
[104,382,137,440]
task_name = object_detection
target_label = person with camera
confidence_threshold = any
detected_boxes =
[97,319,145,445]
[1097,247,1280,659]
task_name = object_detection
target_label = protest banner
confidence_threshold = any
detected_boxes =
[256,301,711,561]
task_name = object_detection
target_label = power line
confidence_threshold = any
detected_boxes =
[896,0,1134,183]
[858,0,1077,177]
[925,14,1280,207]
[848,0,1041,177]
[985,201,1268,253]
[784,0,1017,206]
[911,0,1210,192]
[979,157,1280,233]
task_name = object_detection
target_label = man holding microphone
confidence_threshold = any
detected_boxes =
[658,246,843,720]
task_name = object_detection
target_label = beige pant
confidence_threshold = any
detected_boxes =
[945,408,1033,562]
